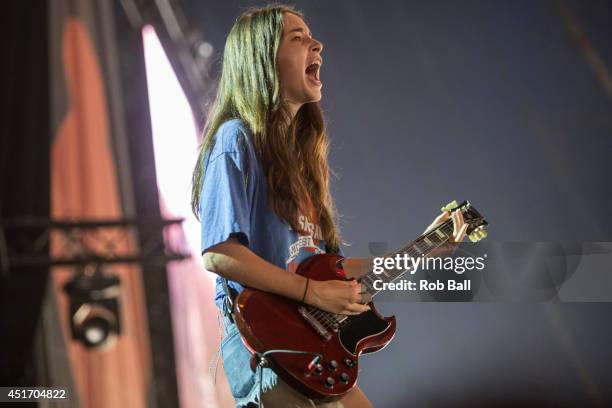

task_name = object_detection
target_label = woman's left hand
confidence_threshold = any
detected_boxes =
[425,208,468,243]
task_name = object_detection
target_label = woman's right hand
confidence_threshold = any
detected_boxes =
[305,279,371,315]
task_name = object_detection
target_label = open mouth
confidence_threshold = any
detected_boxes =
[305,62,321,83]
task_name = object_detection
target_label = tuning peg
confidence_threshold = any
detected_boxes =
[441,200,459,213]
[468,228,488,242]
[468,232,480,242]
[476,230,487,241]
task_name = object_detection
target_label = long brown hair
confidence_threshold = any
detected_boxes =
[191,5,340,251]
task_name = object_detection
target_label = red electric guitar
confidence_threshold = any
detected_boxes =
[233,201,488,400]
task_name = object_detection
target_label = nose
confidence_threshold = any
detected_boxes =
[310,37,323,53]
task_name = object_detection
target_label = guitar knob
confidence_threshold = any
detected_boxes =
[343,358,354,368]
[325,377,335,388]
[314,364,323,375]
[328,360,338,371]
[340,373,350,384]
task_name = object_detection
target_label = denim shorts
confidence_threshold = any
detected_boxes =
[221,314,279,407]
[220,313,345,408]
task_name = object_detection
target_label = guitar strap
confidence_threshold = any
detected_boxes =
[221,277,237,323]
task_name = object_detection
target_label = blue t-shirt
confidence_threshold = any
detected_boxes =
[199,119,335,308]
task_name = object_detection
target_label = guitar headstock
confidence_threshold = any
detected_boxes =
[443,200,489,242]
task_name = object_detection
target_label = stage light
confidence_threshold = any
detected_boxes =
[63,265,121,349]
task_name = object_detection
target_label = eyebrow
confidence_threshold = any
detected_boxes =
[287,27,312,37]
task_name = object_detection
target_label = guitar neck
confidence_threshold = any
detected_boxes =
[359,219,455,297]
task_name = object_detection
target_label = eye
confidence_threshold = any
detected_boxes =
[292,35,302,41]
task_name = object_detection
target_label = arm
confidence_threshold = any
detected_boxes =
[203,237,370,315]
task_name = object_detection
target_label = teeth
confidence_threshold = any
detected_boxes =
[306,63,320,81]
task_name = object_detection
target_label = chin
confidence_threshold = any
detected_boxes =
[302,82,322,103]
[306,91,322,103]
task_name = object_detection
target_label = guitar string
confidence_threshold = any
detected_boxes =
[372,220,454,284]
[362,219,456,298]
[308,222,455,331]
[309,218,458,331]
[338,220,456,330]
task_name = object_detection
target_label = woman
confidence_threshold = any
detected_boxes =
[192,5,467,407]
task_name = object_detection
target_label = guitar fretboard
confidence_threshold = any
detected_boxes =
[359,218,455,297]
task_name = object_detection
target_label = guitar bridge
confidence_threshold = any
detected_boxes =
[298,306,336,341]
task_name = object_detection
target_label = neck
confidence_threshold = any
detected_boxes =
[359,218,456,297]
[284,100,303,122]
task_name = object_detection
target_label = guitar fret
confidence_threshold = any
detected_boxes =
[407,247,419,257]
[442,222,453,235]
[362,218,463,298]
[419,239,434,253]
[429,232,440,244]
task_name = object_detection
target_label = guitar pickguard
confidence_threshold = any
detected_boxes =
[338,310,390,354]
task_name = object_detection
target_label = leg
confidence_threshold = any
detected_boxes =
[261,378,345,408]
[337,386,373,408]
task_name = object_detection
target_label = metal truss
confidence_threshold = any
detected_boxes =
[0,217,190,276]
